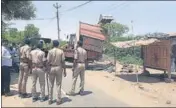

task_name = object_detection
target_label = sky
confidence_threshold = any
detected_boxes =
[11,1,176,40]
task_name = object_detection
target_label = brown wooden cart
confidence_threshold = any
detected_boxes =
[142,33,176,81]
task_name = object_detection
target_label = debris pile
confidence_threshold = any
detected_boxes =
[120,64,134,73]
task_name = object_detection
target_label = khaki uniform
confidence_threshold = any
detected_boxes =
[71,47,87,93]
[18,45,31,94]
[29,48,46,98]
[47,48,65,101]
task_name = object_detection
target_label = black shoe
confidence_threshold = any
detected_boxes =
[56,100,62,105]
[32,97,38,102]
[18,93,22,97]
[40,97,47,102]
[78,90,84,95]
[5,92,13,97]
[48,100,53,105]
[21,93,31,98]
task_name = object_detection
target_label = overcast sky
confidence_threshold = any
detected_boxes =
[11,1,176,40]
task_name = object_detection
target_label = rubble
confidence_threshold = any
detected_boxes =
[164,78,174,83]
[120,64,134,73]
[166,100,171,104]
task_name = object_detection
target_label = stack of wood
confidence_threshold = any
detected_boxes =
[120,64,134,73]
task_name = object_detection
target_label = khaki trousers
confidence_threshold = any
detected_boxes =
[71,63,85,93]
[48,66,63,101]
[31,67,45,98]
[18,62,29,94]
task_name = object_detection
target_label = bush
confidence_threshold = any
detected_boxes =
[104,36,143,65]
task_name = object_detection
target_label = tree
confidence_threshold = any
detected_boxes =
[2,28,25,44]
[24,24,41,38]
[101,22,129,41]
[144,32,168,38]
[2,1,36,20]
[2,1,36,32]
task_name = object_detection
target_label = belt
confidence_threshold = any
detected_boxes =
[76,62,85,63]
[20,58,28,63]
[32,63,43,68]
[50,64,61,67]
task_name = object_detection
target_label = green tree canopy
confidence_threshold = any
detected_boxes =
[2,1,36,32]
[2,24,41,44]
[101,22,129,41]
[24,24,41,38]
[2,1,36,20]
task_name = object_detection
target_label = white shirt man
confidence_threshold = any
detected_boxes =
[1,43,13,96]
[2,46,12,67]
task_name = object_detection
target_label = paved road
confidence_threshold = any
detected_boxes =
[3,68,129,107]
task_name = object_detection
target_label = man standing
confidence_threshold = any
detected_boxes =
[18,39,31,98]
[67,41,87,96]
[29,43,46,102]
[171,44,176,72]
[2,40,13,96]
[47,40,66,105]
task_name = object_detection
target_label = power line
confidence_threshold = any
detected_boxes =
[106,2,129,13]
[40,17,56,31]
[60,1,92,13]
[111,2,133,14]
[104,2,127,13]
[14,17,56,21]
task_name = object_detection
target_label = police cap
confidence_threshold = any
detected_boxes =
[53,40,59,47]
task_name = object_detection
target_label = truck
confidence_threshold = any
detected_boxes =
[62,22,106,67]
[30,37,52,57]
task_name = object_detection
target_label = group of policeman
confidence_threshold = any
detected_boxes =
[18,39,87,105]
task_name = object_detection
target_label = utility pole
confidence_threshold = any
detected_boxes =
[131,20,134,35]
[53,3,61,41]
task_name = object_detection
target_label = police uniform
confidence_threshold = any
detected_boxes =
[29,48,46,101]
[47,47,65,103]
[70,46,87,94]
[18,44,31,97]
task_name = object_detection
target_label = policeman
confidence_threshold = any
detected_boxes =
[47,40,66,105]
[29,43,46,102]
[67,41,87,96]
[18,39,31,98]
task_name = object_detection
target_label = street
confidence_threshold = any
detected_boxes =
[2,68,128,107]
[2,62,176,107]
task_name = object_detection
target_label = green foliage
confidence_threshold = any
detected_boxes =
[104,36,143,65]
[60,41,67,47]
[24,24,41,38]
[100,21,144,65]
[2,24,41,44]
[2,1,36,32]
[118,55,143,65]
[2,1,36,20]
[102,22,129,41]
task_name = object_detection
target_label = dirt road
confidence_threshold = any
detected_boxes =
[2,69,128,107]
[2,66,176,107]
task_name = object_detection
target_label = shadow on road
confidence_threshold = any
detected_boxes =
[117,74,161,83]
[65,62,113,71]
[9,90,18,96]
[80,91,93,96]
[52,97,72,105]
[62,97,72,103]
[117,73,176,83]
